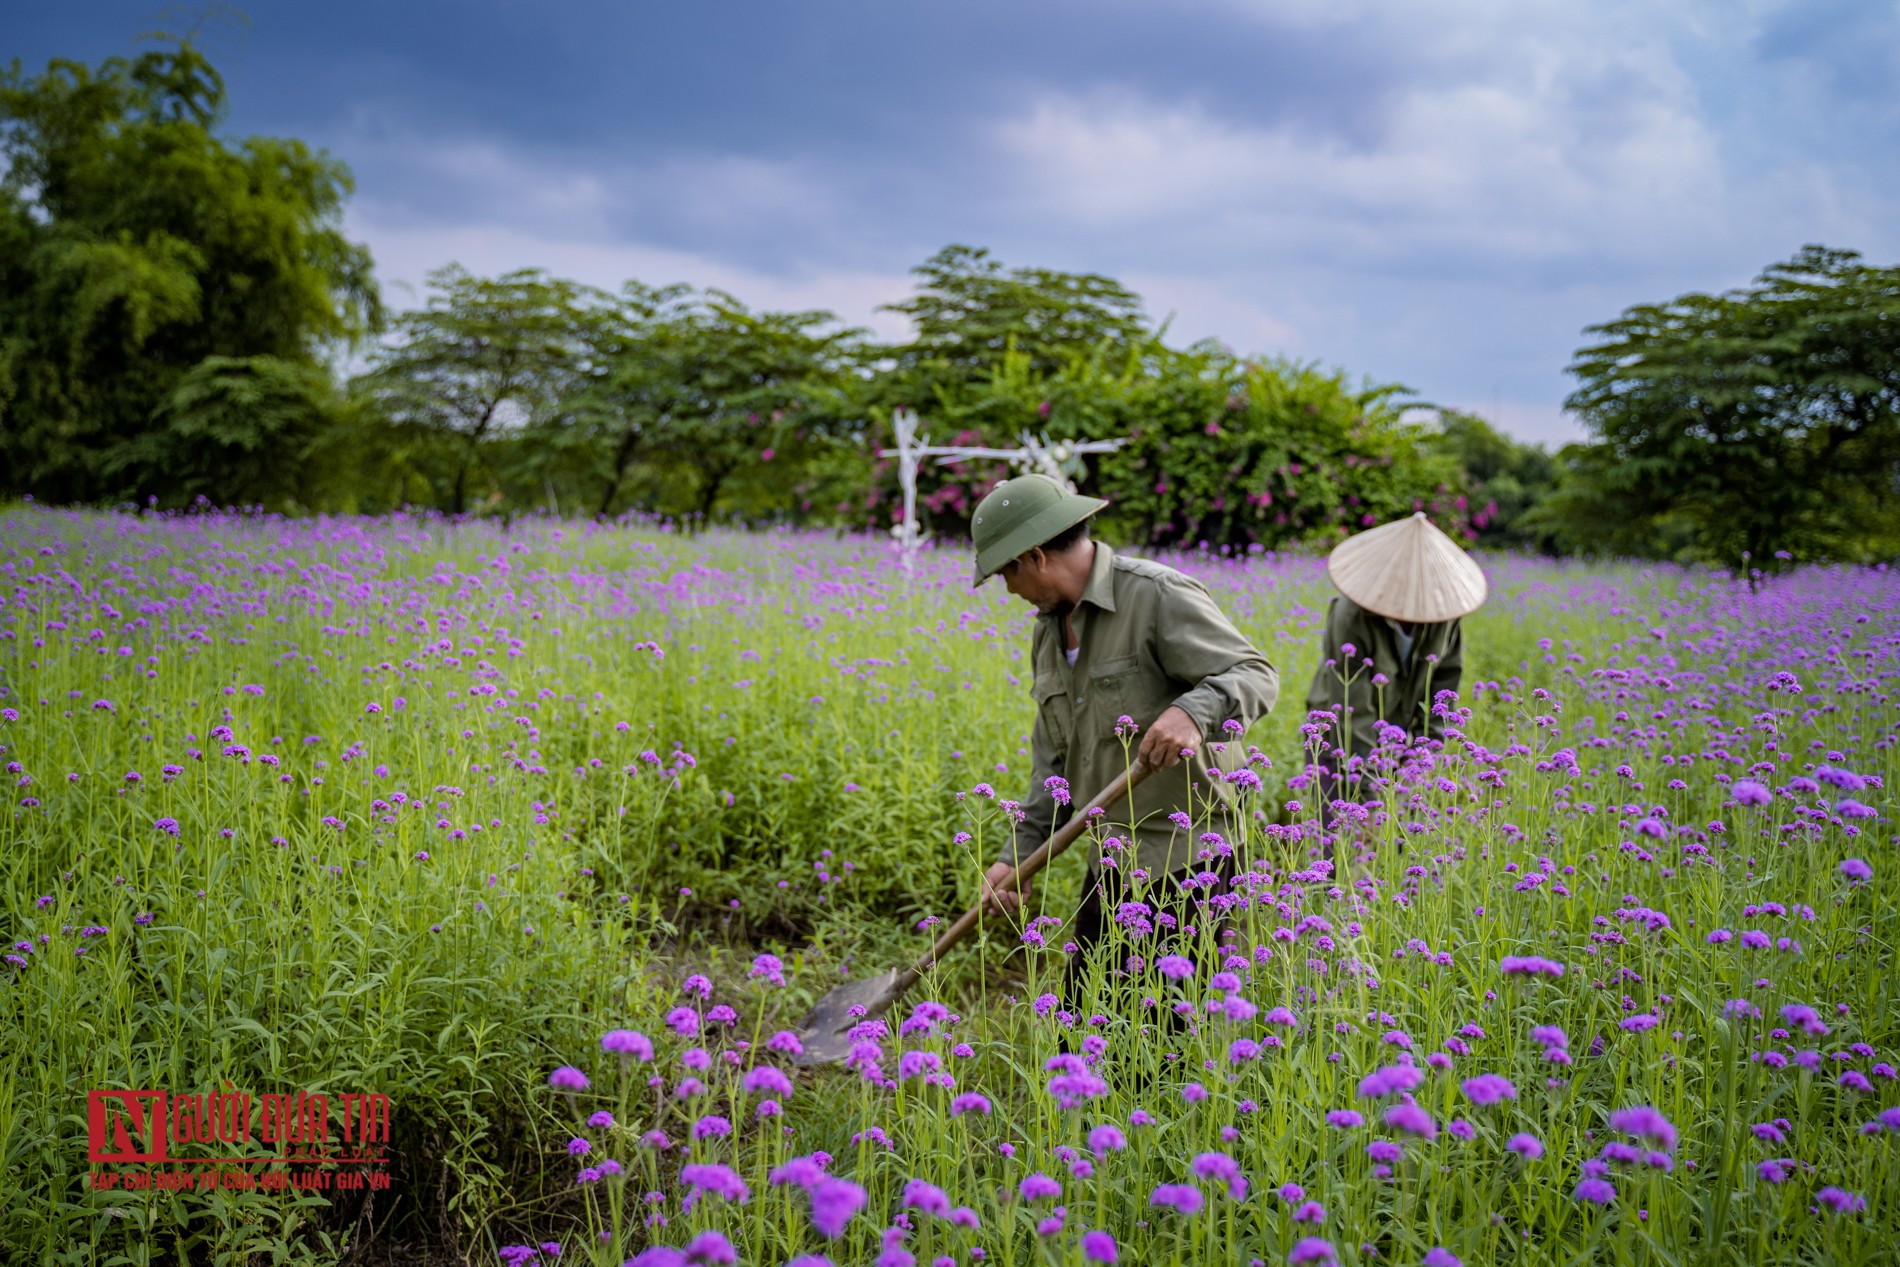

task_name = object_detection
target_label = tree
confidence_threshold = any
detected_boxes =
[1420,410,1559,551]
[355,265,613,514]
[0,37,380,504]
[876,244,1151,410]
[567,289,863,523]
[129,355,346,507]
[852,246,1154,533]
[1556,245,1900,571]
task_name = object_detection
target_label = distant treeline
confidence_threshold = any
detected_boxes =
[4,39,1897,570]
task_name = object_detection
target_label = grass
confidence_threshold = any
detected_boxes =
[1,506,1894,1266]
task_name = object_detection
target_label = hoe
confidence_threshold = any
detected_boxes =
[791,758,1153,1065]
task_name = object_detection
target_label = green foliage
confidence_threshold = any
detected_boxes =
[1552,245,1900,570]
[863,314,1472,550]
[876,244,1149,407]
[118,354,347,508]
[356,265,615,514]
[1421,410,1561,551]
[1083,350,1467,551]
[0,37,380,504]
[560,287,867,523]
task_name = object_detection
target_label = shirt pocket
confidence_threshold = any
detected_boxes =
[1087,654,1154,731]
[1031,671,1071,753]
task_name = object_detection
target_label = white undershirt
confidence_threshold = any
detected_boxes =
[1065,645,1079,667]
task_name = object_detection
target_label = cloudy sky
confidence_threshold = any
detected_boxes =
[15,1,1899,442]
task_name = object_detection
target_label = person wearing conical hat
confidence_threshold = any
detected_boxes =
[1304,511,1487,777]
[968,473,1279,1002]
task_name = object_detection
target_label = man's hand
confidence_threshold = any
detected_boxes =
[981,860,1030,915]
[1137,704,1202,769]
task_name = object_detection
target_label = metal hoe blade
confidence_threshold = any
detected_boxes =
[786,763,1153,1068]
[790,968,912,1067]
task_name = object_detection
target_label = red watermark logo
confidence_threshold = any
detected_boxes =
[86,1088,394,1193]
[89,1089,169,1163]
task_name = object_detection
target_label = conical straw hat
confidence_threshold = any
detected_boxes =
[1326,512,1488,624]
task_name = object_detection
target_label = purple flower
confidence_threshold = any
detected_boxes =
[1731,780,1772,806]
[1366,1140,1403,1164]
[1608,1105,1677,1152]
[679,1163,749,1204]
[1817,764,1866,792]
[749,953,786,985]
[1287,1238,1337,1265]
[902,1179,951,1218]
[1325,1109,1364,1129]
[1500,955,1565,978]
[154,817,180,836]
[1780,1004,1829,1037]
[1019,1172,1062,1202]
[1048,1069,1111,1107]
[1081,1229,1118,1263]
[769,1155,829,1189]
[1190,1151,1246,1198]
[1506,1133,1543,1160]
[810,1178,867,1237]
[548,1066,589,1092]
[602,1029,654,1060]
[950,1092,992,1117]
[1150,1183,1204,1215]
[1816,1186,1865,1215]
[684,1230,737,1265]
[1839,857,1873,882]
[1574,1177,1616,1204]
[1087,1124,1128,1156]
[1423,1250,1462,1267]
[1293,1200,1326,1224]
[630,1250,687,1267]
[743,1065,794,1097]
[1461,1074,1516,1106]
[1757,1158,1793,1184]
[1384,1102,1436,1140]
[1357,1063,1426,1099]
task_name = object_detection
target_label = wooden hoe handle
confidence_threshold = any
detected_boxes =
[897,758,1154,988]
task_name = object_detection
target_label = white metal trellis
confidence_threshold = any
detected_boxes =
[877,406,1124,570]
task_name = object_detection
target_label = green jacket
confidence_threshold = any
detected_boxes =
[1302,594,1463,760]
[1001,543,1280,877]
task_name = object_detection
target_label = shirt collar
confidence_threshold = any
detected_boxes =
[1078,541,1118,613]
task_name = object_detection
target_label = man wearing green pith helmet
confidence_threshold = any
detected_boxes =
[969,473,1279,1000]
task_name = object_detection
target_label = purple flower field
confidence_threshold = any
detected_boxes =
[2,506,1895,1266]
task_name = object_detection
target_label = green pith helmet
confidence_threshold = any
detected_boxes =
[970,474,1108,586]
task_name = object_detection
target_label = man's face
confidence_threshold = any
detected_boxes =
[1000,551,1066,615]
